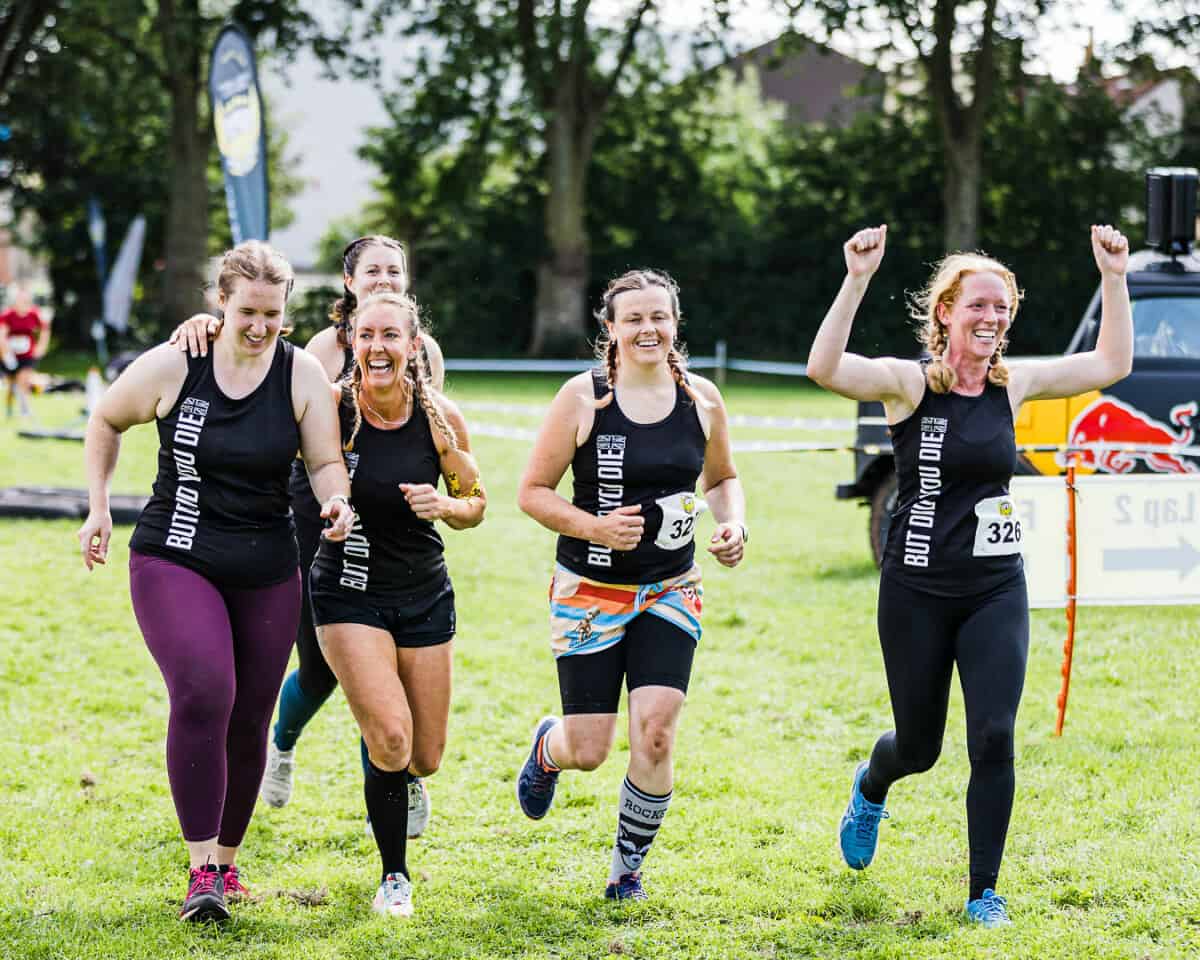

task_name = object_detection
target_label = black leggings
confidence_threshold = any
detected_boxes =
[862,573,1029,897]
[295,512,338,700]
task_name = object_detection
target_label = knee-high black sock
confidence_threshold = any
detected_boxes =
[364,759,409,881]
[610,777,671,882]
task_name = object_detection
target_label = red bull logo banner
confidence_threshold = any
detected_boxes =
[1068,397,1199,474]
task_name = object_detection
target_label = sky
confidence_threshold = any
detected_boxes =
[265,1,1178,269]
[589,0,1152,81]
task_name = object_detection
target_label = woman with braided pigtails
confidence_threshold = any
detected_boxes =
[807,223,1132,927]
[309,290,483,918]
[515,269,746,902]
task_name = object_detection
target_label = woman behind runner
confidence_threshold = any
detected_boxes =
[311,290,484,917]
[808,224,1131,927]
[171,236,444,836]
[77,241,355,922]
[515,269,747,901]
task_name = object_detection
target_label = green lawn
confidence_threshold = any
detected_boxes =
[1,374,1197,959]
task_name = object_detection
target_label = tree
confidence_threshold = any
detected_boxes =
[1123,1,1200,60]
[354,4,1183,363]
[373,1,737,354]
[787,1,1200,254]
[788,0,1045,252]
[149,0,376,325]
[0,1,62,99]
[9,1,371,330]
[516,0,653,353]
[1,0,317,344]
[2,0,170,344]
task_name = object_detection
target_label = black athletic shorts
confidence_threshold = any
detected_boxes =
[4,356,35,375]
[309,574,455,648]
[557,612,696,715]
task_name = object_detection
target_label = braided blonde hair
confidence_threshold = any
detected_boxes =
[591,269,712,409]
[909,253,1022,394]
[340,359,365,451]
[339,291,458,451]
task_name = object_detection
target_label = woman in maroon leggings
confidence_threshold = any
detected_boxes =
[78,241,354,921]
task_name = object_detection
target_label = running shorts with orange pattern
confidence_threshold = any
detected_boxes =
[548,564,703,658]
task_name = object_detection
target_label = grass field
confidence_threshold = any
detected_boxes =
[1,373,1198,959]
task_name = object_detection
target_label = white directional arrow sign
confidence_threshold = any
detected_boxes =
[1012,474,1200,608]
[1102,538,1200,578]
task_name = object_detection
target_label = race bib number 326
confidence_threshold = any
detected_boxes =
[972,495,1023,557]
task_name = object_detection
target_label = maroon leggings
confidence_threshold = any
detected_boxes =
[129,551,300,845]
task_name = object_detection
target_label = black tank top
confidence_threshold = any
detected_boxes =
[556,371,707,585]
[130,340,300,586]
[881,375,1023,597]
[289,344,356,528]
[311,403,448,602]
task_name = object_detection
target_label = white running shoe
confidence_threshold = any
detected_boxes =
[372,872,414,918]
[407,778,431,838]
[260,743,294,808]
[363,779,429,839]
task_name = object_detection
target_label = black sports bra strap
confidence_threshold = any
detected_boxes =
[591,368,609,400]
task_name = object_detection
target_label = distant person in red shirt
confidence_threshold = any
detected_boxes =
[0,286,51,417]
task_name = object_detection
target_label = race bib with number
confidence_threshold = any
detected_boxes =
[653,492,707,551]
[7,334,32,356]
[972,495,1023,557]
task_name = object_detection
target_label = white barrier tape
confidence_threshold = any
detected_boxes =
[457,401,547,416]
[445,356,719,373]
[470,423,538,441]
[467,423,876,454]
[728,415,853,430]
[465,425,1200,461]
[1023,442,1200,457]
[730,440,872,453]
[459,401,851,432]
[793,442,1200,457]
[726,359,808,376]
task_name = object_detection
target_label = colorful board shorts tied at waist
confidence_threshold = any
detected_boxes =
[549,564,703,658]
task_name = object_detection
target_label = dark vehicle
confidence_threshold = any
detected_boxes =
[839,169,1200,565]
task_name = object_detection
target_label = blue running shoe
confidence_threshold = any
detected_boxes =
[604,872,648,901]
[966,889,1012,928]
[838,761,889,870]
[517,716,561,820]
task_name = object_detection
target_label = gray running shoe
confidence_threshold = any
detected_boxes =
[260,743,295,808]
